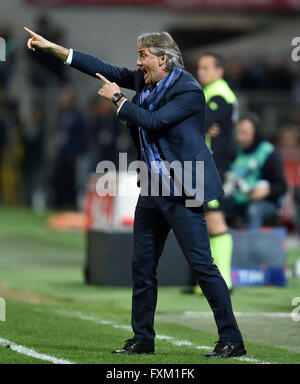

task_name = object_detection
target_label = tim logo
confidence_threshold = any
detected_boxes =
[0,297,5,322]
[291,37,300,62]
[0,37,6,62]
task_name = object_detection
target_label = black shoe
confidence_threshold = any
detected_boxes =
[205,340,247,358]
[112,339,155,355]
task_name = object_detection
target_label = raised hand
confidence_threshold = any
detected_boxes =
[96,73,121,102]
[24,27,69,61]
[24,27,51,52]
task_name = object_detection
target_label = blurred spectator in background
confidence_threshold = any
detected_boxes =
[0,100,24,206]
[278,124,300,161]
[226,59,293,91]
[0,102,6,154]
[52,87,84,209]
[0,102,7,202]
[224,113,287,229]
[75,97,123,208]
[262,59,292,91]
[277,124,300,232]
[85,97,123,170]
[239,62,264,90]
[0,22,15,92]
[224,60,246,90]
[190,52,238,294]
[22,107,45,208]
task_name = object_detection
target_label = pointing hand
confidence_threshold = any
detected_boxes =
[96,72,121,102]
[24,27,51,52]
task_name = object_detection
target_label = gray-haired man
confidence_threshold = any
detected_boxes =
[25,28,246,358]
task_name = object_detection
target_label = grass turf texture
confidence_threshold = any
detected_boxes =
[0,207,299,364]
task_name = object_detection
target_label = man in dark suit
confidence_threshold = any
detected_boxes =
[25,27,246,358]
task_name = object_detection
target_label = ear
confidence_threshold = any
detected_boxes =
[158,53,167,67]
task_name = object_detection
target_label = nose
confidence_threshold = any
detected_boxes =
[136,57,142,67]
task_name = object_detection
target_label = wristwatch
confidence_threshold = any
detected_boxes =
[112,92,125,105]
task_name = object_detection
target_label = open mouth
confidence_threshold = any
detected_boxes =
[142,68,149,81]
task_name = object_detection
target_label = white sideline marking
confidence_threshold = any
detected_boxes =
[0,337,74,364]
[53,309,272,364]
[182,312,293,319]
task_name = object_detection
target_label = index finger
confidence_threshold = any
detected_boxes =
[96,73,111,84]
[24,27,36,37]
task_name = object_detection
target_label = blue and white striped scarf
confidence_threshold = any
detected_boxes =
[138,67,182,194]
[139,66,183,112]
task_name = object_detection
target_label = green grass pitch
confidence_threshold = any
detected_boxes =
[0,207,299,364]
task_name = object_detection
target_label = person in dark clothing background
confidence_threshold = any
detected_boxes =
[86,97,122,171]
[0,103,7,202]
[187,53,238,293]
[52,87,84,209]
[198,54,238,174]
[224,113,287,229]
[0,103,6,160]
[22,107,44,207]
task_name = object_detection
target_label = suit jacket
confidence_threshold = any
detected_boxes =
[71,50,224,203]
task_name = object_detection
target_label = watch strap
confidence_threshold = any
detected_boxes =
[112,93,125,105]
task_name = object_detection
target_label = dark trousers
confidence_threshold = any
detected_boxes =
[132,194,243,344]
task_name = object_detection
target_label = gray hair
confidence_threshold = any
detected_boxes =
[137,32,184,70]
